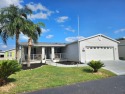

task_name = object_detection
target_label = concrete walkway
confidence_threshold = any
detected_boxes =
[24,75,125,94]
[46,60,125,75]
[46,62,88,67]
[102,60,125,75]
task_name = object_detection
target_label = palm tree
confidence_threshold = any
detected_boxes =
[0,5,34,61]
[24,21,44,67]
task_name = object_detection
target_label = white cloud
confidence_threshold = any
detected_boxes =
[27,2,48,12]
[65,36,85,42]
[56,10,60,13]
[0,44,15,51]
[41,28,50,33]
[0,0,23,8]
[114,28,125,34]
[65,26,75,32]
[56,16,69,23]
[20,33,29,40]
[46,35,54,39]
[0,43,7,48]
[27,2,54,20]
[28,11,52,20]
[1,45,7,48]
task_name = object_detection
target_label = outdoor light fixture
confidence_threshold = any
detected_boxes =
[82,48,85,52]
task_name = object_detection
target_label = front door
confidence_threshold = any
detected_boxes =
[45,47,51,59]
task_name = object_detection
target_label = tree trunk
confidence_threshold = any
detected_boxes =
[16,30,20,61]
[27,38,32,67]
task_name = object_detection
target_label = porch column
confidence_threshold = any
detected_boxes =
[21,46,25,63]
[42,47,45,63]
[51,47,55,60]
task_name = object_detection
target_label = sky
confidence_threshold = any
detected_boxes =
[0,0,125,51]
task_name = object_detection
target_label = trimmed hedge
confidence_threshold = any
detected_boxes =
[0,60,21,86]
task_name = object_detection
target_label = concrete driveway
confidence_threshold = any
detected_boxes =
[102,60,125,75]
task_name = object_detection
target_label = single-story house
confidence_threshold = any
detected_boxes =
[20,34,119,64]
[0,51,5,60]
[4,49,21,60]
[117,38,125,60]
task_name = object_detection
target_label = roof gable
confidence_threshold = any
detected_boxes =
[79,34,119,43]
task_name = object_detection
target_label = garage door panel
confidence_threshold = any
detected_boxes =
[86,47,114,61]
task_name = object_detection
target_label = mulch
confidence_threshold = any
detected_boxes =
[57,61,83,65]
[22,63,46,70]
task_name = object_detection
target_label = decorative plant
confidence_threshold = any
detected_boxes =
[87,60,104,72]
[0,60,21,86]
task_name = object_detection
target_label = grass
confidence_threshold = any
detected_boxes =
[0,65,116,94]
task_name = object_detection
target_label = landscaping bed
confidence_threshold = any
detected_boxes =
[0,65,116,94]
[22,63,44,70]
[56,61,83,65]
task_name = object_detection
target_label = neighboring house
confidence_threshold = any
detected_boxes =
[20,34,119,64]
[0,51,5,60]
[117,38,125,60]
[4,49,21,60]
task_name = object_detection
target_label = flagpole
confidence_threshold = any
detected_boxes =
[77,15,80,65]
[78,16,80,37]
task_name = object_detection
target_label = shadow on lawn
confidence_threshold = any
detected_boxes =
[83,68,93,73]
[7,78,16,83]
[22,63,46,70]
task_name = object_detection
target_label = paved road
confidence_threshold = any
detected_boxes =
[102,60,125,75]
[25,76,125,94]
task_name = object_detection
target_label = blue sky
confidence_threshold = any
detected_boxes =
[0,0,125,50]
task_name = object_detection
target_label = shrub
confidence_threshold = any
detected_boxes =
[0,60,21,86]
[87,60,104,72]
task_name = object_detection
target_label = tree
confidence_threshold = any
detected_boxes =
[0,5,33,61]
[24,21,44,67]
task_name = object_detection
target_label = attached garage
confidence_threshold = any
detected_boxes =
[79,34,119,63]
[85,46,114,61]
[63,34,119,63]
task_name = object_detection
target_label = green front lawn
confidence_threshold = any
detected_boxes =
[0,65,116,94]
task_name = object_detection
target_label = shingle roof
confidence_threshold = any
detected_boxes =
[20,42,67,47]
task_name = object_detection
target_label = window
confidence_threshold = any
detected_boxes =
[7,52,9,57]
[90,47,92,49]
[10,52,12,57]
[0,55,4,58]
[97,47,99,49]
[86,47,89,49]
[100,47,103,49]
[31,48,36,54]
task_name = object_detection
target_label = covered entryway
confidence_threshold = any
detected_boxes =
[85,46,114,61]
[45,47,51,59]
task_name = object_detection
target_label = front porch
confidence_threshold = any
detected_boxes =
[21,46,67,64]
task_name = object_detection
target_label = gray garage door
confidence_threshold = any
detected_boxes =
[86,46,114,61]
